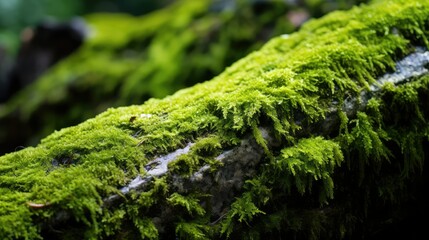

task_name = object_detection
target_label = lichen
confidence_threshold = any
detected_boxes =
[1,0,428,239]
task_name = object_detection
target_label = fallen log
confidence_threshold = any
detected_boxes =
[0,0,428,239]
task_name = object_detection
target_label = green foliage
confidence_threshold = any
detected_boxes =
[176,221,210,240]
[380,75,429,178]
[168,135,223,176]
[348,112,390,160]
[134,176,169,208]
[99,209,126,237]
[0,190,41,240]
[167,193,206,217]
[134,218,158,240]
[342,112,391,182]
[221,193,265,238]
[243,178,272,206]
[190,135,222,157]
[275,137,343,203]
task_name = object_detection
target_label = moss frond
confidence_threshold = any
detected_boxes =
[175,221,210,240]
[274,137,343,203]
[221,193,265,238]
[167,193,206,217]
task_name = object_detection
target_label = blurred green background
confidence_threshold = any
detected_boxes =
[0,0,172,54]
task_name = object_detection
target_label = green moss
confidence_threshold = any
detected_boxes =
[1,0,429,238]
[134,218,159,240]
[275,137,343,201]
[167,193,207,217]
[221,192,266,238]
[168,135,223,176]
[0,190,40,240]
[175,221,210,240]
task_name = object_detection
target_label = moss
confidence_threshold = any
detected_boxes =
[275,137,343,201]
[167,193,207,217]
[168,135,223,176]
[1,0,429,238]
[175,221,211,240]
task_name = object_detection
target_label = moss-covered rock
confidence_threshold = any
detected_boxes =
[1,0,428,239]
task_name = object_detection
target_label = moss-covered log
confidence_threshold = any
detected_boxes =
[1,0,429,239]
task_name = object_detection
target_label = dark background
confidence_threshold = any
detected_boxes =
[0,0,173,54]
